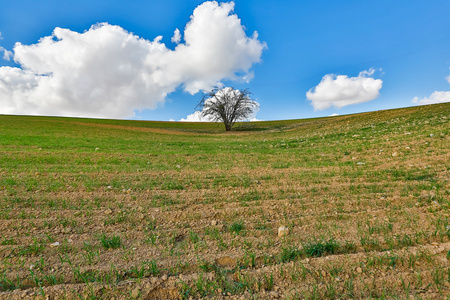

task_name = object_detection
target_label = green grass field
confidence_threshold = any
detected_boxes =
[0,103,449,299]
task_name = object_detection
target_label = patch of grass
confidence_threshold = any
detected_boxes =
[279,246,302,263]
[229,221,245,235]
[99,234,122,249]
[1,236,16,245]
[303,238,340,257]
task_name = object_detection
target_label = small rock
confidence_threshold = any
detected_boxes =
[105,209,112,215]
[50,242,60,247]
[356,267,362,273]
[161,274,168,281]
[131,288,139,298]
[269,291,279,298]
[215,256,237,269]
[211,220,217,226]
[278,226,289,237]
[392,152,398,157]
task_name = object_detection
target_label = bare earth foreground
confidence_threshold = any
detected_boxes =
[0,103,449,299]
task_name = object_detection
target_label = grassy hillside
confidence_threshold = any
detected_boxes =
[0,103,449,299]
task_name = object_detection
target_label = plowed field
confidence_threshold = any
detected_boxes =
[1,103,449,299]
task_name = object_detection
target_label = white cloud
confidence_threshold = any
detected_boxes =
[0,47,12,61]
[180,110,261,122]
[306,69,383,110]
[412,91,450,105]
[328,113,339,117]
[411,71,450,106]
[0,1,266,118]
[171,28,181,44]
[180,110,216,122]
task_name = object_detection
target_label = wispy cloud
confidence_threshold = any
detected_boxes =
[0,47,12,61]
[171,28,181,44]
[306,68,382,110]
[412,91,450,105]
[412,70,450,105]
[0,1,266,118]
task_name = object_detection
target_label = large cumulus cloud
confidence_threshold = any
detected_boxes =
[0,1,266,118]
[306,69,383,111]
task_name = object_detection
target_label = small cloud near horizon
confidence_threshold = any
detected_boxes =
[412,91,450,105]
[411,71,450,105]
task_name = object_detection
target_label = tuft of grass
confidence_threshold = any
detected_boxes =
[303,238,340,257]
[99,234,122,249]
[279,246,302,263]
[229,221,245,234]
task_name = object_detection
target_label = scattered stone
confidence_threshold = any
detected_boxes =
[392,152,398,157]
[356,267,362,273]
[269,291,279,298]
[215,256,237,269]
[131,288,139,298]
[105,209,112,215]
[161,274,168,281]
[211,220,217,226]
[50,242,60,247]
[278,226,289,237]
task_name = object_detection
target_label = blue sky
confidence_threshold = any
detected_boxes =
[1,0,449,121]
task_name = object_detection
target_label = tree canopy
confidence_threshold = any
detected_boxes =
[197,87,259,131]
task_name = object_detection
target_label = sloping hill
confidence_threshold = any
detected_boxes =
[0,103,449,299]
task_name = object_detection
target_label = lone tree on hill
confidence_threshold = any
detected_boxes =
[197,87,259,131]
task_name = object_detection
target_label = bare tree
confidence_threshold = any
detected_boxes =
[197,87,259,131]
